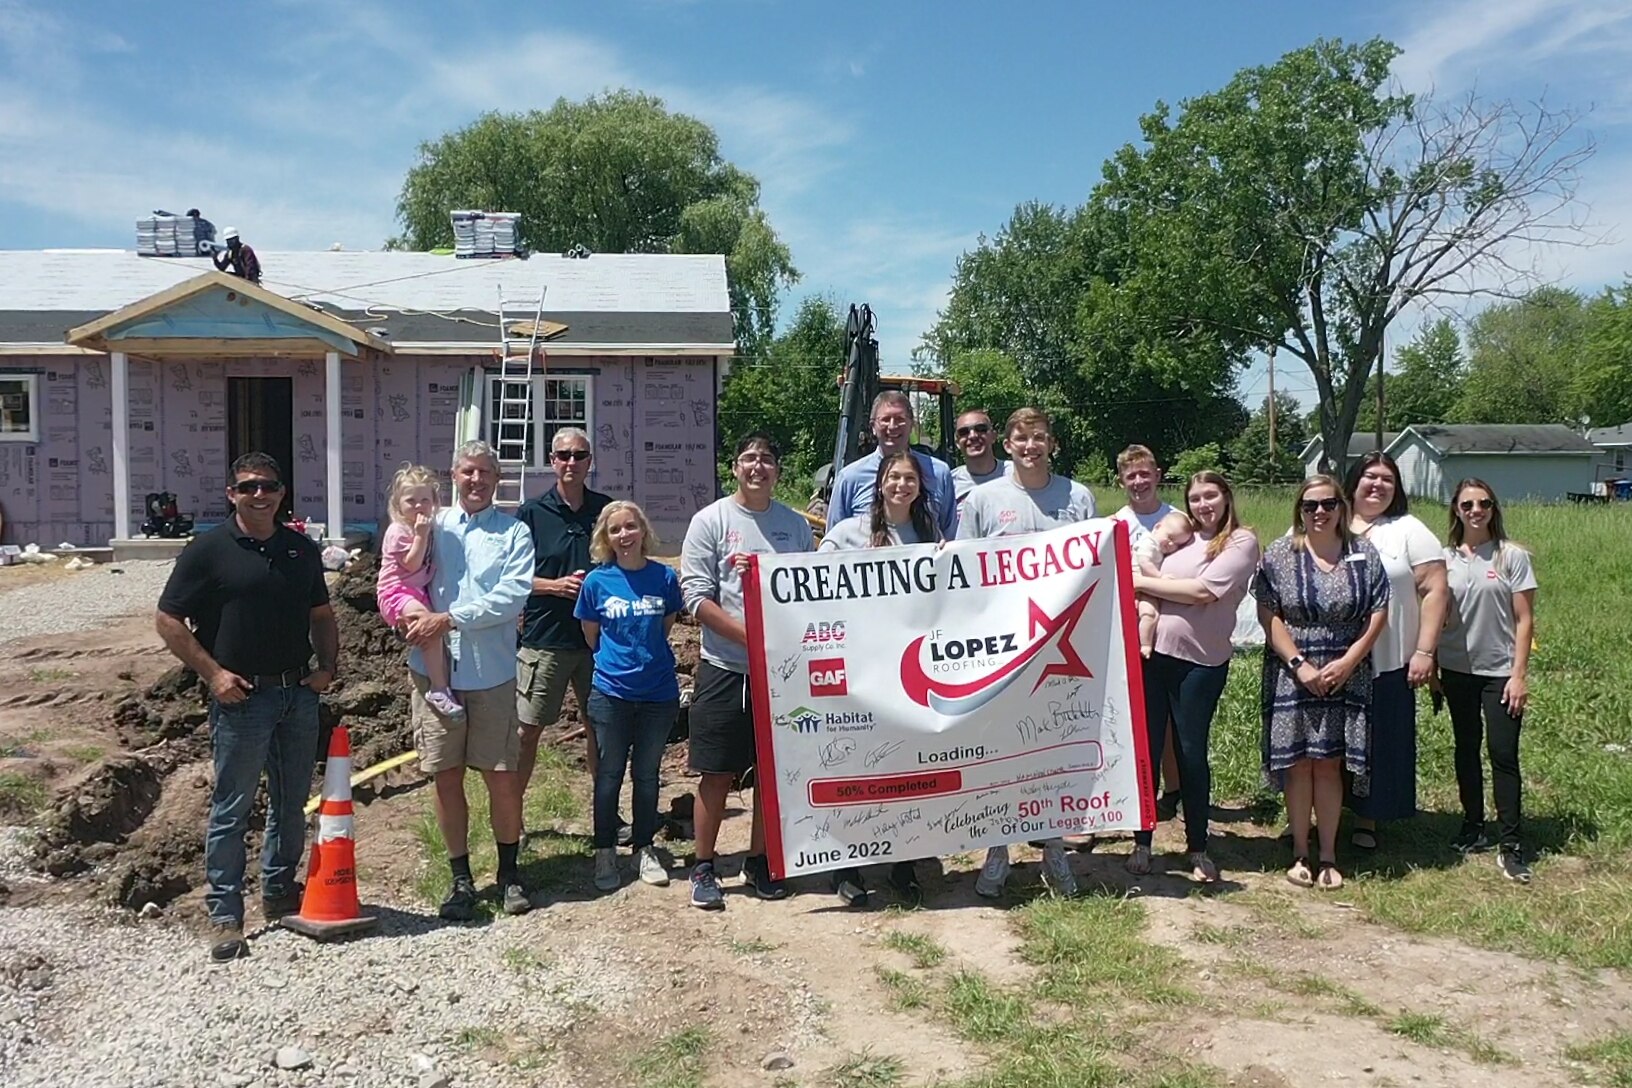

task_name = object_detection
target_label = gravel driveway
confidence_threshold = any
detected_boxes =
[0,562,175,644]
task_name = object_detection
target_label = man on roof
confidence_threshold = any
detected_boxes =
[213,227,262,284]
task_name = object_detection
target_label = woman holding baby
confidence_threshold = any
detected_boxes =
[1128,471,1261,883]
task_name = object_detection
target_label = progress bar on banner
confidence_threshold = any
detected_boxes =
[808,771,962,806]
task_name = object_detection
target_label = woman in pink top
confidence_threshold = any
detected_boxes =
[1128,470,1261,883]
[377,465,463,720]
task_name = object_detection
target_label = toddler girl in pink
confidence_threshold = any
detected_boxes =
[377,465,463,720]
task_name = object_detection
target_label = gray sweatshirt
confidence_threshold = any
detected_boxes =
[680,495,815,672]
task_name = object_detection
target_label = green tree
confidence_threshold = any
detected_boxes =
[1229,392,1309,484]
[1092,38,1592,476]
[1171,443,1226,479]
[1354,317,1466,431]
[393,91,798,355]
[1455,287,1587,424]
[1580,282,1632,428]
[716,296,846,487]
[944,348,1034,425]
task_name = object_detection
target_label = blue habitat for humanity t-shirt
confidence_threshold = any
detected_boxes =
[574,562,685,702]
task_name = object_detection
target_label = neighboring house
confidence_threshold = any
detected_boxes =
[0,250,734,547]
[1299,432,1399,477]
[1387,424,1597,503]
[1588,422,1632,476]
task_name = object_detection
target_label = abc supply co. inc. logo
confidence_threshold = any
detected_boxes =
[808,657,848,697]
[800,620,846,654]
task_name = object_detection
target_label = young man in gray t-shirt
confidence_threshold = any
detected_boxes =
[679,432,814,910]
[956,408,1095,899]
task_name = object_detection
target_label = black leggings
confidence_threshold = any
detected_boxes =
[1441,669,1523,847]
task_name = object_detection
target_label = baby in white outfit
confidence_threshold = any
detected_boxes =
[1134,510,1194,657]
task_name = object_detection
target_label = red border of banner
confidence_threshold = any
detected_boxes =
[741,554,789,879]
[1111,518,1158,832]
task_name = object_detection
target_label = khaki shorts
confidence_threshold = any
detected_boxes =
[412,671,520,774]
[516,646,593,728]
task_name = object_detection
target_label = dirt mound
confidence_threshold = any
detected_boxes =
[29,552,704,911]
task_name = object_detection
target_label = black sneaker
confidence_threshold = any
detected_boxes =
[1156,790,1182,822]
[1452,824,1491,854]
[261,886,302,921]
[831,867,869,908]
[888,861,922,907]
[207,922,248,963]
[500,882,533,916]
[742,854,789,900]
[690,864,725,911]
[1496,847,1533,884]
[439,876,479,921]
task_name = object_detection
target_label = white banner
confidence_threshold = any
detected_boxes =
[744,518,1155,880]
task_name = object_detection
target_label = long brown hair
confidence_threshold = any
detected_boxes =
[1448,477,1510,550]
[1186,470,1246,560]
[1290,474,1354,551]
[870,451,938,547]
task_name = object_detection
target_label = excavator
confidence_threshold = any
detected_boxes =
[804,304,960,531]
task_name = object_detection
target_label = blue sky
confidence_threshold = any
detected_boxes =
[3,0,1631,408]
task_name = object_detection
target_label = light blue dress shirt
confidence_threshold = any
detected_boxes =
[408,503,535,691]
[825,449,959,539]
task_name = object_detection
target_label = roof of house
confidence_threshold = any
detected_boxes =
[1588,422,1632,447]
[1395,424,1597,456]
[0,249,734,349]
[1299,432,1400,461]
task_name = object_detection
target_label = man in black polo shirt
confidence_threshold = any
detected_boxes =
[515,427,611,801]
[155,452,338,962]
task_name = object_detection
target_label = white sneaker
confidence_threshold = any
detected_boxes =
[637,846,670,886]
[974,846,1011,898]
[593,847,620,892]
[1040,842,1078,897]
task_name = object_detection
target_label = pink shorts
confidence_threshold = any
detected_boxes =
[378,582,431,628]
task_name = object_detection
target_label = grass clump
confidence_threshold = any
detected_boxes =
[630,1026,711,1088]
[943,970,1030,1043]
[827,1050,905,1088]
[1016,897,1193,1007]
[1565,1031,1632,1086]
[875,966,931,1010]
[0,772,47,818]
[883,929,948,969]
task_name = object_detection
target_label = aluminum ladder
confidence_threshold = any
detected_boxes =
[492,285,546,509]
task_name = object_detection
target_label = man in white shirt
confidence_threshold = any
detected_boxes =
[957,408,1095,898]
[949,409,1006,506]
[826,392,958,539]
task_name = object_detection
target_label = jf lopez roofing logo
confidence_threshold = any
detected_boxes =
[899,584,1099,717]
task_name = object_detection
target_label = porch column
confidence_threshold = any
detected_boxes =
[325,351,343,545]
[111,351,130,540]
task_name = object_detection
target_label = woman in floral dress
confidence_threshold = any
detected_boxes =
[1254,475,1389,890]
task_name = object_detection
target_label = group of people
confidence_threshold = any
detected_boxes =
[156,393,1538,961]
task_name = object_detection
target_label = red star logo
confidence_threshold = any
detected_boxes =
[1026,592,1095,693]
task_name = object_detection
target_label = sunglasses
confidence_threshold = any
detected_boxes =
[551,449,591,463]
[1459,498,1495,512]
[230,480,284,496]
[956,424,991,438]
[1300,497,1340,514]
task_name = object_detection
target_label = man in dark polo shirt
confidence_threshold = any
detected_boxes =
[155,452,337,962]
[514,427,611,802]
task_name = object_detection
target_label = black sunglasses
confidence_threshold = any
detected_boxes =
[1300,497,1340,514]
[956,424,991,438]
[1459,498,1495,512]
[231,479,285,495]
[551,449,591,463]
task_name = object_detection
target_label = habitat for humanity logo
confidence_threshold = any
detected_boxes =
[776,706,823,734]
[899,585,1097,716]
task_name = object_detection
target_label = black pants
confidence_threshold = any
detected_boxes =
[1136,653,1229,853]
[1441,669,1523,847]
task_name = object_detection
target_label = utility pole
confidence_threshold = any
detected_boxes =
[1375,330,1386,452]
[1267,344,1277,460]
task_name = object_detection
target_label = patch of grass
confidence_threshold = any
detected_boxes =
[629,1026,711,1088]
[1233,889,1328,940]
[26,667,75,683]
[62,744,105,764]
[1015,897,1194,1007]
[1288,972,1381,1017]
[501,946,552,973]
[1565,1031,1632,1086]
[1387,1011,1450,1047]
[942,970,1030,1043]
[453,1025,503,1049]
[875,966,930,1010]
[1188,922,1250,947]
[827,1050,905,1088]
[728,936,777,956]
[882,929,948,968]
[0,772,48,817]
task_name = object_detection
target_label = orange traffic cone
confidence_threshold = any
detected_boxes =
[281,724,378,939]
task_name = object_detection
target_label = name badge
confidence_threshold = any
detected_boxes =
[1344,552,1368,564]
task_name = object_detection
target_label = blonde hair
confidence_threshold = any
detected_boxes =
[386,463,441,526]
[590,501,661,564]
[1156,509,1193,535]
[1004,406,1052,438]
[1290,474,1353,551]
[1117,444,1157,474]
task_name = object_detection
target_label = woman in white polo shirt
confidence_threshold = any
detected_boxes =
[1437,478,1537,884]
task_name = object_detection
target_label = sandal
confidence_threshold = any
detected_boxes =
[1351,828,1378,851]
[1316,860,1344,890]
[1125,844,1152,876]
[1286,856,1314,888]
[1189,852,1220,884]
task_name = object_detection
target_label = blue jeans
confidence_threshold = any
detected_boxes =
[1135,653,1230,854]
[588,689,677,851]
[206,684,321,925]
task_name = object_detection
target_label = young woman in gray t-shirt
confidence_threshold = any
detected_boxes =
[1437,478,1537,884]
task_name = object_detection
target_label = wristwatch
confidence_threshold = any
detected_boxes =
[1288,654,1306,670]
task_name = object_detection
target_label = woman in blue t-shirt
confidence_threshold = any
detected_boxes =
[574,500,685,893]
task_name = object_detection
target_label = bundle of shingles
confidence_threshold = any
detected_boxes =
[136,212,215,258]
[450,210,520,258]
